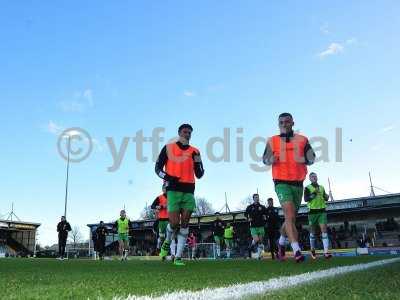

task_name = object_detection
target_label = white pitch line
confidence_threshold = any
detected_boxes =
[114,257,400,300]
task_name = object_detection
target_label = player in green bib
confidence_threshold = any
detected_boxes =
[304,172,332,259]
[212,213,225,258]
[114,210,131,261]
[224,223,234,259]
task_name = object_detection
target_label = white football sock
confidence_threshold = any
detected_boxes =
[278,235,286,246]
[170,239,176,256]
[165,223,174,244]
[176,227,189,259]
[309,233,316,250]
[322,232,329,254]
[291,242,300,253]
[257,244,263,258]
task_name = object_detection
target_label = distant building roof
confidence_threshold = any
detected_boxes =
[0,219,41,230]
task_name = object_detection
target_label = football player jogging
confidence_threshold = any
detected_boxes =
[263,113,315,262]
[266,197,280,260]
[224,223,234,259]
[95,221,108,260]
[156,123,205,266]
[245,194,268,259]
[114,210,131,261]
[304,172,332,259]
[213,213,225,258]
[151,184,169,252]
[56,216,71,260]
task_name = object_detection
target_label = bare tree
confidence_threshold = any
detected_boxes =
[236,195,254,210]
[140,205,156,220]
[194,197,214,216]
[69,226,83,250]
[35,243,42,252]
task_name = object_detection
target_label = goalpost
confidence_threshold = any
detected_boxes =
[183,243,217,260]
[65,247,91,259]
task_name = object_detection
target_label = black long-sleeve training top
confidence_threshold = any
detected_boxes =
[155,141,204,193]
[245,203,268,227]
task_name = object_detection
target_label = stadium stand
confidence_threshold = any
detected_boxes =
[87,193,400,257]
[0,219,40,257]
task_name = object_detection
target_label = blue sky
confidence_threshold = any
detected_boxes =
[1,1,399,246]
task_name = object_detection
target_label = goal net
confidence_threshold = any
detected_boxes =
[181,243,217,260]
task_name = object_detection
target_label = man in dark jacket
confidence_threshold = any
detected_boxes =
[95,221,108,260]
[212,213,225,258]
[57,216,71,260]
[245,194,268,259]
[265,198,280,259]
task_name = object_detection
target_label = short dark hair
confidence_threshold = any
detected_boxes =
[267,198,273,201]
[253,193,259,199]
[278,112,293,119]
[309,172,317,176]
[215,212,220,215]
[178,123,193,133]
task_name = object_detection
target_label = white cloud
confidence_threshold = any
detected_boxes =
[46,120,63,135]
[320,23,330,35]
[380,125,395,133]
[46,121,79,138]
[83,89,94,107]
[183,90,196,97]
[59,88,94,112]
[45,121,103,153]
[317,37,358,59]
[318,42,344,58]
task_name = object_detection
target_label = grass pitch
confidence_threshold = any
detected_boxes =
[0,256,398,300]
[254,260,400,300]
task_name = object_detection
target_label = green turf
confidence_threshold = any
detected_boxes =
[254,261,400,300]
[0,256,393,300]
